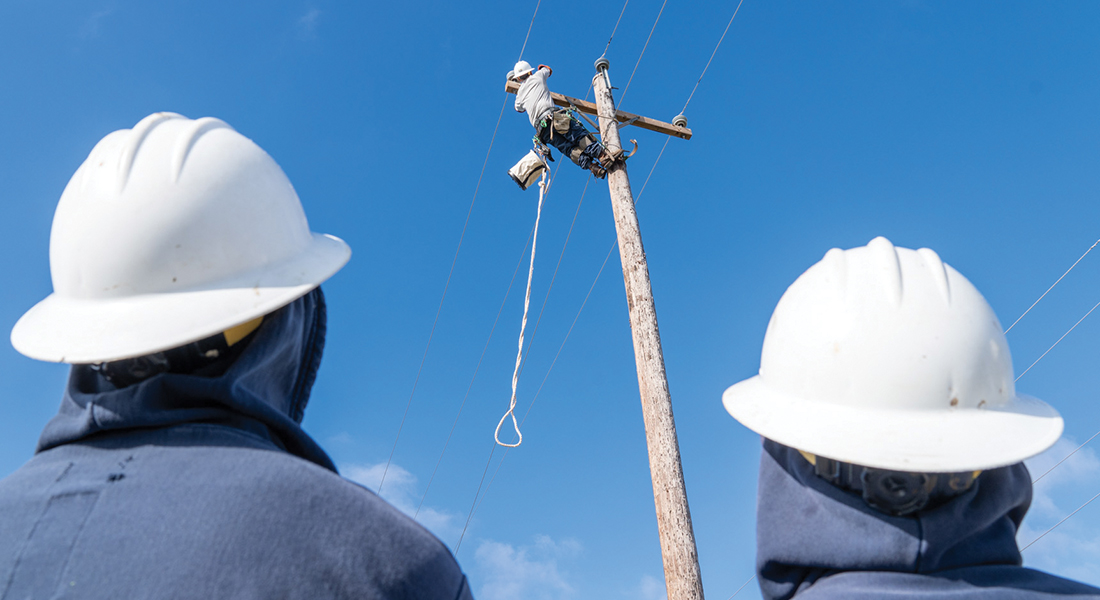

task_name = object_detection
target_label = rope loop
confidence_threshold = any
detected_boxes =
[496,167,549,447]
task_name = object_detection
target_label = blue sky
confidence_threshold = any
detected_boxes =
[3,1,1100,598]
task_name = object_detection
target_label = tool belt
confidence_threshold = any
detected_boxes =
[538,109,574,140]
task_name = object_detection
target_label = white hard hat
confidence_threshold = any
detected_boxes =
[723,236,1062,472]
[513,60,533,80]
[11,112,351,364]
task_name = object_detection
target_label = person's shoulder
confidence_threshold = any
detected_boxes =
[156,444,469,595]
[796,567,1100,599]
[241,451,454,552]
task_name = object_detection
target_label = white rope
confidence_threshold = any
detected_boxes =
[1005,237,1100,334]
[495,168,549,447]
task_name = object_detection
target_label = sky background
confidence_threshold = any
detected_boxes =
[3,1,1100,598]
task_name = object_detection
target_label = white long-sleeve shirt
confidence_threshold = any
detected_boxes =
[514,68,554,128]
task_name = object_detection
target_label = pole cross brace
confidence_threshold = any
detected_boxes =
[505,79,693,140]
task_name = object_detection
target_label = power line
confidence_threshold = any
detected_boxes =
[1015,297,1100,382]
[681,0,746,114]
[377,94,509,495]
[517,0,543,61]
[1032,428,1100,486]
[620,0,668,105]
[1005,238,1100,334]
[599,0,631,58]
[454,440,498,553]
[1021,489,1100,552]
[728,574,757,599]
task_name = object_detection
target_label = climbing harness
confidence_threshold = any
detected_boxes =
[495,165,550,447]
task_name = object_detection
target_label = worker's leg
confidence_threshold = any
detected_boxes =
[542,111,600,169]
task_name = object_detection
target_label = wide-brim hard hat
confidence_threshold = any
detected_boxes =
[722,237,1063,473]
[11,112,351,364]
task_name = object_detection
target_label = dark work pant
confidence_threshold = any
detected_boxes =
[537,111,603,169]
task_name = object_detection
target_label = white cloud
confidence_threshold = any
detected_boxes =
[80,6,116,39]
[297,8,321,39]
[325,431,355,446]
[472,535,581,600]
[636,574,667,600]
[1019,436,1100,587]
[341,461,458,539]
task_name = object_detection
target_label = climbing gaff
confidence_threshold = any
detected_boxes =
[508,149,549,191]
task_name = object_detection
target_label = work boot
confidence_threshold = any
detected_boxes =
[589,163,607,179]
[600,147,624,166]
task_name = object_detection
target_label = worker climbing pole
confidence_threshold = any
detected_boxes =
[505,59,702,600]
[509,60,618,180]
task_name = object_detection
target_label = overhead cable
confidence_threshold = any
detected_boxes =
[681,0,746,114]
[1015,297,1100,382]
[599,0,631,58]
[1020,490,1100,551]
[728,574,757,599]
[517,0,543,61]
[377,94,509,495]
[1005,238,1100,334]
[1031,428,1100,486]
[620,0,668,105]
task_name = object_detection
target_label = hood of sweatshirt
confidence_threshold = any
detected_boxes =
[36,288,334,472]
[757,438,1038,599]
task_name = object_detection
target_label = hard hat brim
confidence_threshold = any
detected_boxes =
[11,233,351,364]
[722,375,1063,472]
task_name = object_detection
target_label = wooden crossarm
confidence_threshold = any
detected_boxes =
[505,79,693,140]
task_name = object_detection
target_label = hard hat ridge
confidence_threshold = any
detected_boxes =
[114,113,184,192]
[866,235,904,306]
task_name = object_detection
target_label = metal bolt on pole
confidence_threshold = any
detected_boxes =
[592,59,705,600]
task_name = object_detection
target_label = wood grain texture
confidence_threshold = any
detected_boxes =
[592,69,706,600]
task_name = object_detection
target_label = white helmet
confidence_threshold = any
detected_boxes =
[11,112,351,364]
[512,60,533,80]
[722,236,1062,472]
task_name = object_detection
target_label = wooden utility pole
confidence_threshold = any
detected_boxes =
[590,59,705,600]
[505,59,703,600]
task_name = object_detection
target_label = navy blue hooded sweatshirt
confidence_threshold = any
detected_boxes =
[757,439,1100,600]
[0,290,473,600]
